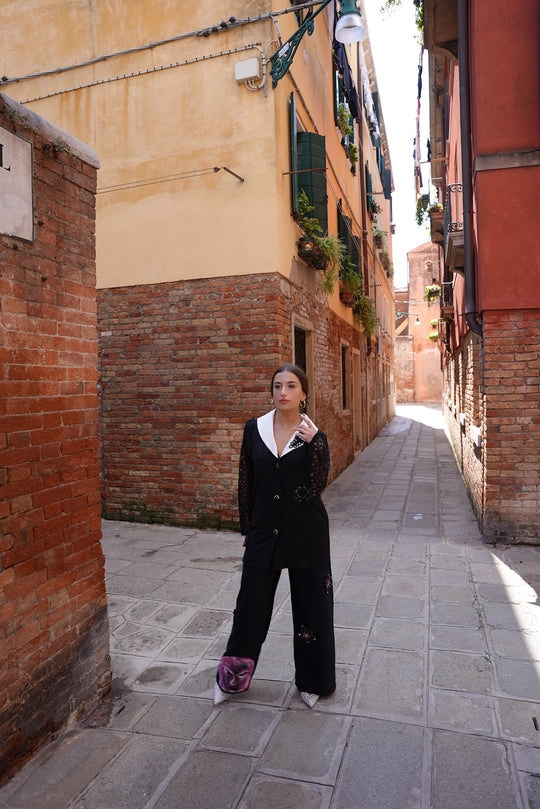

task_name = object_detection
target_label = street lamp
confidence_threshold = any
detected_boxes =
[335,0,366,43]
[269,0,365,88]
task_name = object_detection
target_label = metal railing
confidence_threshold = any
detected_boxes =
[444,183,463,257]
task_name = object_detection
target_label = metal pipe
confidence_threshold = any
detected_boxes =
[457,0,483,335]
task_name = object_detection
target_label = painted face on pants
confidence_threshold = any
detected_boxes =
[217,656,254,693]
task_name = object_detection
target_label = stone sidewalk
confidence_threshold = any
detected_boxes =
[2,404,540,809]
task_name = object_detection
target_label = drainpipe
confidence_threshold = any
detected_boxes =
[457,0,483,336]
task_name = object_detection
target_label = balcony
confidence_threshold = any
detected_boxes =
[429,207,444,245]
[444,184,464,273]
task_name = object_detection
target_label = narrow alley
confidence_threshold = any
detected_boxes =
[2,405,540,809]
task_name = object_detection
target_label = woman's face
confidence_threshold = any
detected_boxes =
[272,371,306,413]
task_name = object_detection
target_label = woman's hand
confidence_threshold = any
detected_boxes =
[294,414,318,443]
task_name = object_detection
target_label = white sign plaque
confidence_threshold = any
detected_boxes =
[0,126,33,242]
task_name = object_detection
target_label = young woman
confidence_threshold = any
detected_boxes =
[215,364,335,708]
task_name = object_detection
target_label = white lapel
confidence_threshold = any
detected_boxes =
[256,409,302,458]
[257,410,278,457]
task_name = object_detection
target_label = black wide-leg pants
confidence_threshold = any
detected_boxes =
[224,564,336,696]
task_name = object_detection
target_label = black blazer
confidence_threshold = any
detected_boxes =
[238,412,331,570]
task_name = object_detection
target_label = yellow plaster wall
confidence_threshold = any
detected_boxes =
[3,1,281,288]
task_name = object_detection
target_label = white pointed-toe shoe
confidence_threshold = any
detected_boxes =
[214,683,230,705]
[300,691,319,709]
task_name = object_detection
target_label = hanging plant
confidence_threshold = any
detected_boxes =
[424,283,441,303]
[339,255,361,306]
[369,198,382,218]
[353,294,378,336]
[374,228,386,249]
[337,102,353,139]
[316,235,346,294]
[415,194,430,226]
[295,191,346,291]
[379,250,393,276]
[428,331,439,341]
[346,142,358,165]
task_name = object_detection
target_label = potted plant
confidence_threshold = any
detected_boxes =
[339,255,361,306]
[415,194,430,226]
[424,283,441,303]
[295,191,346,289]
[337,102,353,139]
[317,234,346,293]
[346,142,358,174]
[429,202,444,244]
[379,250,393,277]
[353,294,378,335]
[374,228,386,249]
[368,198,382,218]
[295,190,325,268]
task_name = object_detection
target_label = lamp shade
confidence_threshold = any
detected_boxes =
[335,0,365,43]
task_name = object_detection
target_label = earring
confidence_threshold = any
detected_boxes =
[300,399,306,409]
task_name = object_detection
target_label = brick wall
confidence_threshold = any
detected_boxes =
[97,273,380,527]
[442,333,484,522]
[482,310,540,543]
[0,95,110,782]
[443,312,540,544]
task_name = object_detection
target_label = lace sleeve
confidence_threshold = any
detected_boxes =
[306,431,330,498]
[237,422,253,535]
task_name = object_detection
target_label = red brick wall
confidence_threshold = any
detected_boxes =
[443,333,484,521]
[443,312,540,544]
[482,310,540,543]
[97,273,383,527]
[0,96,110,783]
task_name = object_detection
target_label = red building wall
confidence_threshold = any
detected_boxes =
[470,0,540,313]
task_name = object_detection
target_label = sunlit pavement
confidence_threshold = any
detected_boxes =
[3,404,540,809]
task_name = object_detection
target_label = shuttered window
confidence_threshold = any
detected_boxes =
[290,92,328,234]
[338,202,362,281]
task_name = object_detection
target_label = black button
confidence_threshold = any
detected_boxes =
[272,529,279,535]
[274,494,280,501]
[276,462,280,469]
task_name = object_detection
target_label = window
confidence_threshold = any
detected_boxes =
[338,201,362,282]
[294,327,307,373]
[290,92,328,233]
[334,70,356,172]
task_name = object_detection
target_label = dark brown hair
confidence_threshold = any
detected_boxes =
[270,364,309,411]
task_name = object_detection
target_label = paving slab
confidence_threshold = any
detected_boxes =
[154,750,253,809]
[355,647,426,719]
[237,775,332,809]
[257,710,351,785]
[72,734,189,809]
[0,730,128,809]
[331,717,425,809]
[431,731,518,809]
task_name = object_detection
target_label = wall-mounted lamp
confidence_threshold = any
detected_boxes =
[335,0,366,43]
[269,0,365,88]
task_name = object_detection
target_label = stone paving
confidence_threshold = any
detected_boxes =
[2,404,540,808]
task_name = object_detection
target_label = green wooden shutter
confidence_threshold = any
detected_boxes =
[297,132,328,234]
[290,92,298,213]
